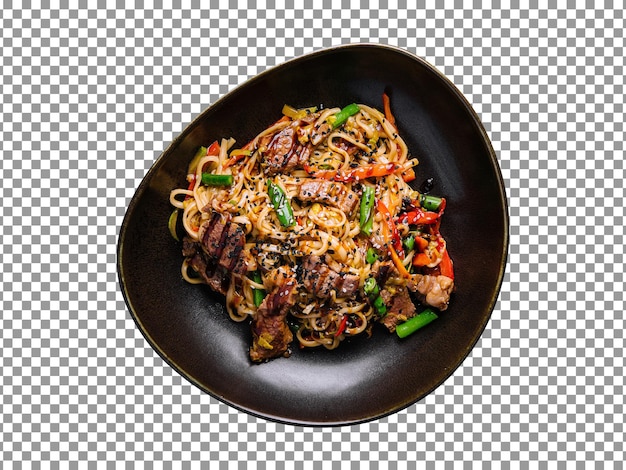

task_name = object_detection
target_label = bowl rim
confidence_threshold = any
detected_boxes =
[117,43,510,426]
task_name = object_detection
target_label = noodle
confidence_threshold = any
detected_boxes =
[169,98,454,359]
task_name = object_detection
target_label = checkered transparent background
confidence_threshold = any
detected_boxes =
[2,1,624,467]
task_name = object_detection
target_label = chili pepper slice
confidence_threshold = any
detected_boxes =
[335,315,349,337]
[439,248,454,279]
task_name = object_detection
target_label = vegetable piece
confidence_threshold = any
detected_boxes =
[206,140,221,156]
[350,163,399,182]
[389,243,412,278]
[223,149,252,169]
[168,209,179,241]
[439,248,454,279]
[418,193,444,212]
[329,103,360,129]
[377,199,411,278]
[363,277,386,316]
[377,199,404,257]
[304,162,399,183]
[187,145,208,174]
[403,234,415,251]
[396,308,439,338]
[373,295,387,316]
[414,236,429,251]
[335,315,349,337]
[251,270,266,307]
[267,179,295,227]
[184,174,196,200]
[412,252,436,267]
[382,92,396,128]
[402,167,416,183]
[363,277,380,297]
[366,247,379,264]
[359,186,376,236]
[201,173,234,186]
[400,208,440,225]
[282,104,318,120]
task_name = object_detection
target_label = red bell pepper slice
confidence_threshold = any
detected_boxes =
[335,315,349,337]
[399,208,440,225]
[439,248,454,279]
[304,162,399,183]
[382,92,396,129]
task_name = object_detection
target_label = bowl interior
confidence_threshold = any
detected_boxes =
[118,44,508,426]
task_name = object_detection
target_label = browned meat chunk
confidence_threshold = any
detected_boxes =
[309,122,331,146]
[261,120,311,175]
[199,211,229,259]
[249,277,297,362]
[301,255,360,299]
[181,212,248,295]
[408,274,454,311]
[182,238,230,295]
[218,223,246,273]
[198,213,247,275]
[379,286,417,332]
[297,179,358,214]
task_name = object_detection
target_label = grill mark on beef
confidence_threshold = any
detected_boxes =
[301,255,360,299]
[198,213,247,275]
[297,179,358,215]
[218,223,246,274]
[200,211,229,259]
[261,117,320,175]
[184,242,230,295]
[181,211,248,296]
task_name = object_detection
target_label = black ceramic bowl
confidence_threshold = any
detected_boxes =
[118,44,508,426]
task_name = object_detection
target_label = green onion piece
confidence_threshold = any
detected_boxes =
[360,186,375,236]
[396,308,439,338]
[187,146,207,174]
[373,295,387,316]
[363,277,379,297]
[366,247,379,264]
[403,234,415,251]
[201,173,234,186]
[267,179,295,227]
[251,270,266,307]
[168,209,179,241]
[419,194,444,211]
[330,103,360,129]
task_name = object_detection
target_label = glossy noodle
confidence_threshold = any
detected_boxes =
[169,96,455,362]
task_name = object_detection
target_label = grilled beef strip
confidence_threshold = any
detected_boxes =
[181,212,248,295]
[198,212,247,275]
[300,255,360,299]
[249,275,298,362]
[378,286,417,332]
[297,178,359,215]
[260,117,316,175]
[182,237,231,295]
